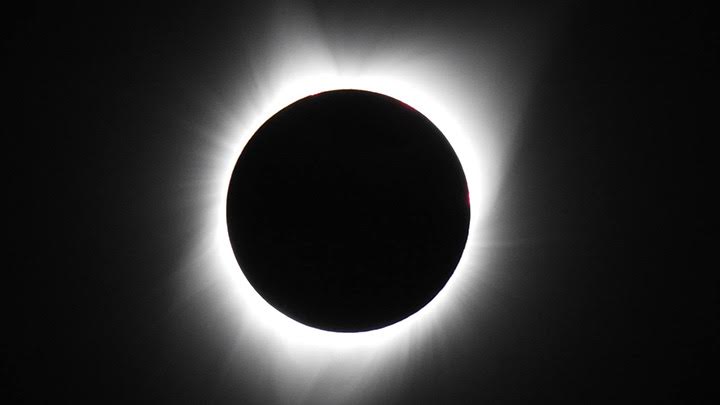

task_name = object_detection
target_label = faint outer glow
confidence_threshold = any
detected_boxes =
[176,2,548,403]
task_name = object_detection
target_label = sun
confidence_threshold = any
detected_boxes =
[214,72,487,337]
[176,3,529,401]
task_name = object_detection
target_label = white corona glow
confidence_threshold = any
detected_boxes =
[201,77,497,398]
[175,2,548,402]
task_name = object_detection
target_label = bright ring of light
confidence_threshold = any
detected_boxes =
[214,72,491,345]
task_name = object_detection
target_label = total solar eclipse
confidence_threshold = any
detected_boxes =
[227,89,470,332]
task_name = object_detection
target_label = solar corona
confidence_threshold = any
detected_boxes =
[184,5,527,401]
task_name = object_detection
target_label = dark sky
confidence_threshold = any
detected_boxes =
[7,1,714,403]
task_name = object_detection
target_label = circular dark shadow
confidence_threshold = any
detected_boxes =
[227,89,470,332]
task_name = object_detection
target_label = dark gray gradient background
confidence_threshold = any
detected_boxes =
[7,1,714,403]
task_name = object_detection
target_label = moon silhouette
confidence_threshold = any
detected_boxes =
[227,89,470,332]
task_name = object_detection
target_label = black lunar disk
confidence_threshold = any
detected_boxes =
[227,90,470,332]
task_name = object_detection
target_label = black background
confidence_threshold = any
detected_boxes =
[7,1,715,403]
